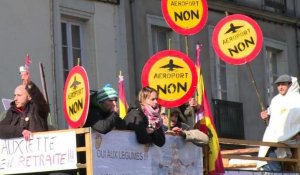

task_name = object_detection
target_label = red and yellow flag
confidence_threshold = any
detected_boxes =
[118,73,128,119]
[195,44,224,175]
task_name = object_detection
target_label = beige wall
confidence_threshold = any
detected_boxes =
[0,0,53,112]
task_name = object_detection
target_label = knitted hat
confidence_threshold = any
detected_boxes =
[274,74,292,84]
[95,84,118,103]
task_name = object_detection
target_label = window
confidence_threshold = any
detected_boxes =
[263,0,286,13]
[216,58,228,100]
[61,21,83,80]
[146,15,180,55]
[264,38,288,104]
[151,26,171,53]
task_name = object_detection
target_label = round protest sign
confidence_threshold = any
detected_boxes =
[63,66,90,128]
[161,0,208,35]
[212,14,263,65]
[141,50,197,108]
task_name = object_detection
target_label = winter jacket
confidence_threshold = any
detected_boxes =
[125,104,165,147]
[0,82,49,139]
[84,104,126,134]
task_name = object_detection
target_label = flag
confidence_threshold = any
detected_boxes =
[194,44,224,175]
[118,73,128,119]
[195,44,204,124]
[24,53,31,71]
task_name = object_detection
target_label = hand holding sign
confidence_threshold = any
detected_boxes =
[19,54,32,86]
[19,66,31,86]
[22,129,32,141]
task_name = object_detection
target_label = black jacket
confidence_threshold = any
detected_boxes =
[125,104,165,147]
[0,82,49,139]
[84,103,126,134]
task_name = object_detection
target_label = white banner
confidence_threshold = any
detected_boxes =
[0,131,77,174]
[92,130,203,175]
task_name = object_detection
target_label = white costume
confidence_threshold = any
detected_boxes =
[257,77,300,168]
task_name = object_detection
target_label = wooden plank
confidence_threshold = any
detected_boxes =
[219,138,295,148]
[225,163,257,168]
[76,163,87,169]
[221,148,259,155]
[75,127,91,134]
[203,145,209,175]
[76,147,86,152]
[295,146,300,172]
[222,154,298,163]
[84,128,93,175]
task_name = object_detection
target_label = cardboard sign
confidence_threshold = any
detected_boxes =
[212,14,263,65]
[161,0,208,35]
[141,50,197,107]
[0,131,77,174]
[92,130,203,175]
[63,66,90,128]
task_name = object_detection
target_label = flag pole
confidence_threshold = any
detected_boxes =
[118,70,128,119]
[39,62,53,127]
[167,38,172,130]
[246,63,268,125]
[39,62,49,103]
[195,44,202,129]
[77,58,80,66]
[184,36,189,56]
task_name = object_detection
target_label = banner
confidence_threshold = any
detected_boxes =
[92,130,204,175]
[0,131,77,174]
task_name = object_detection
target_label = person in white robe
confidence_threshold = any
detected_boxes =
[257,75,300,171]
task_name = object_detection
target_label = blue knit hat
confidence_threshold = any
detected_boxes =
[95,84,118,103]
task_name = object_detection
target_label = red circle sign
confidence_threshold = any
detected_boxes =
[161,0,208,35]
[141,50,198,108]
[212,14,263,65]
[63,66,90,128]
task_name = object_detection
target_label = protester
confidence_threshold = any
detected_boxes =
[84,84,126,134]
[125,86,165,147]
[161,108,209,146]
[0,66,49,140]
[258,75,300,171]
[183,97,199,127]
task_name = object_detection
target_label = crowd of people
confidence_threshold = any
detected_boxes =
[82,85,208,147]
[1,65,300,173]
[0,65,209,148]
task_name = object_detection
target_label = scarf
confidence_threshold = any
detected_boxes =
[143,104,162,129]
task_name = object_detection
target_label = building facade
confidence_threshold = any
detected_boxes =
[0,0,299,140]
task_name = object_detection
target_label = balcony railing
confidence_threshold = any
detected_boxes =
[212,99,244,139]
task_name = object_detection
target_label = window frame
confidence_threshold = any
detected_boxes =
[146,14,180,55]
[61,20,84,80]
[263,38,288,104]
